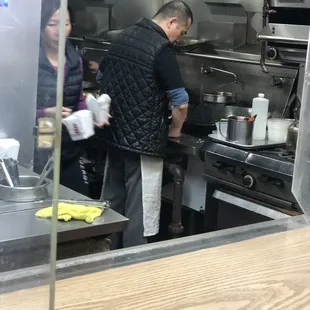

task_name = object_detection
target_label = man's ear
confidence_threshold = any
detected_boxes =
[167,17,178,29]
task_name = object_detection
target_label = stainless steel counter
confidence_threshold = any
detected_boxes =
[0,167,128,246]
[0,202,127,246]
[0,167,128,273]
[168,134,205,158]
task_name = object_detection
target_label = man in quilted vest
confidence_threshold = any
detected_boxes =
[99,1,192,248]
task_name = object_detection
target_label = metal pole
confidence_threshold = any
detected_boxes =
[49,0,68,308]
[260,0,269,73]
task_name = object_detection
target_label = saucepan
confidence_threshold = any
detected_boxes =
[204,92,237,105]
[218,115,256,145]
[174,38,211,53]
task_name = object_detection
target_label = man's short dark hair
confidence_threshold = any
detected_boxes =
[153,1,193,25]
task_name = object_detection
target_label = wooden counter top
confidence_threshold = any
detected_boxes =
[3,227,310,310]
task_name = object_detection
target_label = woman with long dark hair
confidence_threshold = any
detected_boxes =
[34,0,89,195]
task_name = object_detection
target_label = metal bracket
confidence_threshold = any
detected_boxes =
[36,118,55,150]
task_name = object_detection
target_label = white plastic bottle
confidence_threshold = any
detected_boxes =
[252,93,269,140]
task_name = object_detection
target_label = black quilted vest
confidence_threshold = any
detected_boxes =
[34,43,84,172]
[99,18,169,157]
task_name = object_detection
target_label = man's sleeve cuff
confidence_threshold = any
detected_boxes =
[166,88,189,107]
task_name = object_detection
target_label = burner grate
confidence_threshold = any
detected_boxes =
[278,150,295,162]
[259,149,295,163]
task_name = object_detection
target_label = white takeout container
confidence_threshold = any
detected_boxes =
[63,110,95,141]
[86,93,111,126]
[267,118,294,142]
[0,138,20,160]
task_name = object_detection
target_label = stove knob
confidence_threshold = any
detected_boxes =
[257,175,269,183]
[213,162,223,169]
[235,167,245,175]
[243,175,255,189]
[225,165,235,173]
[267,47,278,60]
[271,179,284,188]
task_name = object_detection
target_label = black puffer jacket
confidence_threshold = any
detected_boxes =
[99,18,170,157]
[34,43,84,172]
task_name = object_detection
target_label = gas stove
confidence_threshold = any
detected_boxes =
[202,140,299,210]
[202,140,301,232]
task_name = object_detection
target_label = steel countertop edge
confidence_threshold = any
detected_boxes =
[0,167,128,250]
[168,134,206,158]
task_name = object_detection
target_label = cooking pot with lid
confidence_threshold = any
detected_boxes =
[203,92,237,105]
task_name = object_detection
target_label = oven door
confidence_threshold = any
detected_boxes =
[205,183,292,232]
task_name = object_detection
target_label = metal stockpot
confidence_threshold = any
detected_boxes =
[219,115,254,145]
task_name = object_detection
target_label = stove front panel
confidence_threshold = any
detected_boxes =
[204,153,297,207]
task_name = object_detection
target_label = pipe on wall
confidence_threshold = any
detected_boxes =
[182,52,296,69]
[165,163,185,239]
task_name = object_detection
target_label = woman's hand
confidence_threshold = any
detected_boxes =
[44,106,72,118]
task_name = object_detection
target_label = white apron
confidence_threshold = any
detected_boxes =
[101,153,163,237]
[140,155,163,237]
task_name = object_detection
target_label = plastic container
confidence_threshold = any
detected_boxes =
[267,118,294,142]
[252,93,269,140]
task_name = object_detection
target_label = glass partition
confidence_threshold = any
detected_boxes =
[292,29,310,221]
[0,0,68,308]
[1,1,308,308]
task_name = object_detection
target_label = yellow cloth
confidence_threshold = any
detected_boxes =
[35,202,103,224]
